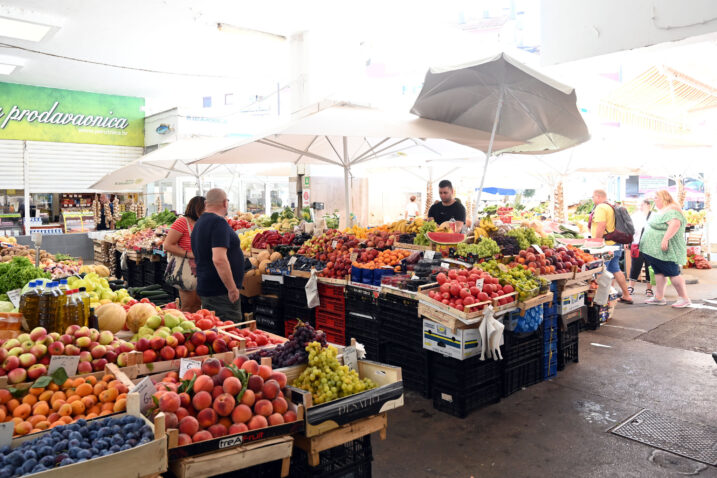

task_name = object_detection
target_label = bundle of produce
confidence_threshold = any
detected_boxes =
[323,213,340,229]
[135,209,177,229]
[230,211,256,223]
[147,356,298,444]
[425,268,515,311]
[238,228,268,251]
[414,220,438,246]
[384,217,427,234]
[291,232,313,246]
[293,342,376,404]
[364,229,398,249]
[249,322,326,367]
[0,244,54,264]
[318,251,351,279]
[0,257,51,296]
[552,224,583,239]
[268,255,325,274]
[342,225,369,239]
[115,211,139,229]
[686,247,711,269]
[67,273,130,310]
[0,236,17,245]
[473,216,497,240]
[0,370,129,436]
[397,233,416,244]
[685,209,706,226]
[506,227,541,250]
[454,238,501,260]
[251,230,295,249]
[477,259,540,301]
[507,246,581,275]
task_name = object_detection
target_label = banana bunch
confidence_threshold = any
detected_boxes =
[390,218,426,233]
[343,224,368,239]
[479,217,497,233]
[473,227,489,242]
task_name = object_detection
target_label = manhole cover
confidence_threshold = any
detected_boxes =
[611,409,717,466]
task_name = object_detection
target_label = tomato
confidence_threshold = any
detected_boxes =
[454,298,463,307]
[197,309,211,316]
[127,299,138,306]
[196,318,213,330]
[164,302,177,309]
[439,283,451,294]
[447,270,458,280]
[436,273,447,285]
[441,299,449,305]
[469,286,480,296]
[256,336,268,346]
[463,296,475,306]
[140,298,151,304]
[449,284,461,297]
[478,292,490,302]
[459,288,471,299]
[503,284,514,293]
[455,304,465,311]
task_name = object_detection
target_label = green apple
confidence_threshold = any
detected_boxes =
[145,315,162,330]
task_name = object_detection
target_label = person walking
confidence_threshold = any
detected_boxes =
[589,189,634,304]
[628,199,653,298]
[428,180,466,231]
[191,188,245,321]
[639,190,691,307]
[163,196,205,312]
[404,195,420,220]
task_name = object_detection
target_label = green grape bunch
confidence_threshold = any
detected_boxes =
[293,342,376,404]
[478,259,540,301]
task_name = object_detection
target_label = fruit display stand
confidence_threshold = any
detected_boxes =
[416,284,516,331]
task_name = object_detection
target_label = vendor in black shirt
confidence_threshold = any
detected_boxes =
[427,180,466,232]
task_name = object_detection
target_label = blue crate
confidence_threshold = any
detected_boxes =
[507,305,544,333]
[543,313,558,330]
[542,349,558,379]
[543,301,558,316]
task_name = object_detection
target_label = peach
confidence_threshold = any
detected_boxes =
[228,423,248,435]
[219,417,232,430]
[12,403,31,419]
[178,392,191,408]
[113,398,127,413]
[232,355,248,368]
[164,412,178,429]
[283,410,297,423]
[159,392,181,413]
[254,399,273,417]
[175,407,189,421]
[192,391,212,411]
[179,416,199,436]
[213,393,236,417]
[240,360,259,375]
[201,358,221,376]
[268,413,284,426]
[193,375,214,394]
[247,415,268,430]
[231,404,252,424]
[257,365,272,381]
[269,372,287,389]
[14,420,32,435]
[272,397,288,415]
[192,430,213,443]
[208,423,228,438]
[222,377,241,396]
[248,375,264,393]
[178,433,193,446]
[240,389,255,407]
[182,367,201,380]
[262,380,280,401]
[197,407,217,428]
[47,412,61,424]
[217,367,234,383]
[212,385,224,400]
[0,389,12,404]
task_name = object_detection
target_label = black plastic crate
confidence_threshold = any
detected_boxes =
[261,279,283,296]
[284,275,308,290]
[502,354,542,397]
[432,379,501,418]
[503,328,543,365]
[255,314,284,334]
[283,304,315,322]
[346,285,376,303]
[382,343,430,397]
[377,294,418,315]
[345,330,380,361]
[542,349,558,380]
[558,320,580,370]
[255,303,282,318]
[430,352,502,389]
[209,459,283,478]
[241,295,256,316]
[283,287,307,304]
[290,435,372,478]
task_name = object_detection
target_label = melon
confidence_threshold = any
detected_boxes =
[245,269,255,277]
[94,264,111,277]
[96,303,126,333]
[256,251,270,263]
[126,302,157,333]
[426,232,466,245]
[249,257,259,268]
[259,260,270,274]
[269,252,282,262]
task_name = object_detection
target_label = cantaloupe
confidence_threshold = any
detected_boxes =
[249,257,259,268]
[259,260,270,274]
[269,252,282,262]
[94,264,110,277]
[96,303,126,333]
[257,251,270,263]
[126,303,158,332]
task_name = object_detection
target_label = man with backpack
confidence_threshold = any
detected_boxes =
[589,189,635,304]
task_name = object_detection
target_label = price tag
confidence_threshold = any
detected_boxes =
[532,244,544,255]
[441,262,449,269]
[343,346,358,371]
[475,278,484,290]
[350,252,358,262]
[332,240,338,249]
[131,377,156,413]
[48,355,80,376]
[179,358,202,378]
[288,256,298,266]
[424,250,435,260]
[0,421,13,448]
[6,288,21,308]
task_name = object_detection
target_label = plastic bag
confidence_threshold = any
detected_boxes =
[305,269,320,308]
[594,270,613,306]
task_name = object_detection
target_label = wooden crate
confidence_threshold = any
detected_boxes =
[216,319,288,354]
[0,364,139,390]
[517,292,554,316]
[125,350,238,377]
[294,413,388,467]
[169,435,294,478]
[379,285,418,300]
[318,276,349,286]
[394,242,433,251]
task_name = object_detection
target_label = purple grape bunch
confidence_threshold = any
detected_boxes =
[249,322,327,367]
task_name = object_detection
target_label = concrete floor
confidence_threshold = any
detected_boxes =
[372,269,717,477]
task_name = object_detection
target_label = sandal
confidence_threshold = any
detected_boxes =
[645,289,654,298]
[627,287,634,294]
[618,297,634,304]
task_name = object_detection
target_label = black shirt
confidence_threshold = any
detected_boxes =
[428,201,466,225]
[191,212,245,297]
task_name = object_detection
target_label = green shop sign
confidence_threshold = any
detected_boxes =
[0,82,144,147]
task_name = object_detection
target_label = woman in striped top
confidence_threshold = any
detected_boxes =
[164,196,205,312]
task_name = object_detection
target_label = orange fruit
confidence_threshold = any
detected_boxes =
[85,412,98,419]
[99,388,118,403]
[48,383,60,392]
[51,391,66,404]
[60,416,73,424]
[6,399,19,413]
[0,389,11,404]
[101,402,115,412]
[70,400,85,415]
[28,415,46,427]
[81,395,98,410]
[76,383,93,397]
[113,398,127,413]
[47,412,61,423]
[38,390,53,402]
[84,375,98,385]
[32,401,50,417]
[99,410,113,416]
[66,394,81,404]
[29,387,45,397]
[93,382,107,396]
[12,403,31,419]
[72,377,85,388]
[102,374,115,383]
[51,399,66,412]
[0,408,5,422]
[22,394,37,406]
[58,403,73,417]
[88,405,101,415]
[35,420,50,430]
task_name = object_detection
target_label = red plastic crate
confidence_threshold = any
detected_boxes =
[285,319,298,338]
[316,309,346,330]
[318,296,345,314]
[323,330,346,346]
[318,283,345,299]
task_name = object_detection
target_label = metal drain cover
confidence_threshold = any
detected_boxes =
[611,409,717,466]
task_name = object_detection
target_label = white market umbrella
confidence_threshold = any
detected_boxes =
[410,52,590,223]
[191,100,523,227]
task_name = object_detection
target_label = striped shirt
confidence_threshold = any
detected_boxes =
[170,216,194,253]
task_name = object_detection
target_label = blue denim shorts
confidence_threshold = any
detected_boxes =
[643,253,681,277]
[606,248,623,274]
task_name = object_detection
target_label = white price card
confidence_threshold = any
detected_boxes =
[424,250,435,260]
[0,421,13,447]
[441,262,449,269]
[288,256,298,266]
[350,252,358,262]
[6,288,21,308]
[475,278,484,290]
[131,377,156,413]
[343,346,358,371]
[332,240,338,249]
[179,358,202,379]
[532,244,544,255]
[48,355,80,376]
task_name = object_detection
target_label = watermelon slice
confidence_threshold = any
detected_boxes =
[554,237,586,247]
[426,232,466,245]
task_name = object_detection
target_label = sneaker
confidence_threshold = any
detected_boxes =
[671,299,692,308]
[645,297,667,305]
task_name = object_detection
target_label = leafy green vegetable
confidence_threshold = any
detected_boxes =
[0,256,51,295]
[576,199,594,215]
[116,211,138,229]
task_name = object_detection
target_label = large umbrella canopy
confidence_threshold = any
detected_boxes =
[192,101,522,226]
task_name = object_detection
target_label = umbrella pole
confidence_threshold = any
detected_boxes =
[474,90,505,225]
[343,137,352,229]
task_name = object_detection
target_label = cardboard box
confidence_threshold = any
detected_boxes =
[422,318,482,360]
[558,291,585,315]
[241,272,262,297]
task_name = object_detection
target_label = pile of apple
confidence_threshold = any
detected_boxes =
[123,329,237,365]
[510,246,580,275]
[152,356,298,444]
[184,309,284,349]
[0,326,131,384]
[426,268,515,312]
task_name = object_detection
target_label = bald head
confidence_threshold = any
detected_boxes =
[592,189,607,205]
[204,188,228,216]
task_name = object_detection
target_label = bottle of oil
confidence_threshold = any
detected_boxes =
[37,281,57,332]
[62,289,81,332]
[87,307,98,331]
[77,287,91,327]
[19,281,40,330]
[56,279,69,331]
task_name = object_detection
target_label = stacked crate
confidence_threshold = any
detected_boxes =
[315,283,346,346]
[378,293,430,397]
[282,276,315,337]
[542,313,558,380]
[558,307,583,370]
[501,326,543,397]
[345,286,380,360]
[430,353,502,418]
[254,295,284,337]
[289,435,372,478]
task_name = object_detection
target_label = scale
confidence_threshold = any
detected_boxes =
[31,232,43,268]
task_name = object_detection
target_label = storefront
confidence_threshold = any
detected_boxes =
[0,81,145,235]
